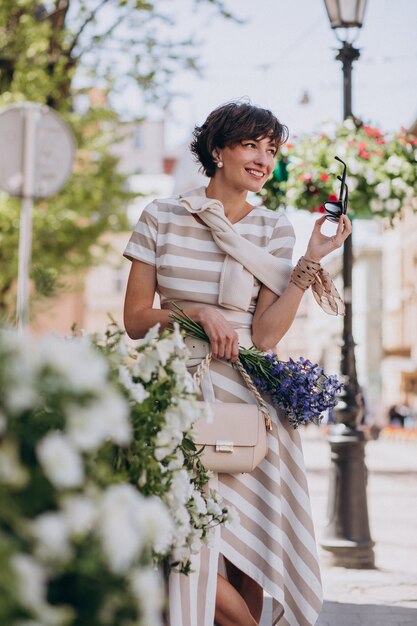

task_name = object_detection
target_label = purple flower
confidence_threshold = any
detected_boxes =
[239,350,343,429]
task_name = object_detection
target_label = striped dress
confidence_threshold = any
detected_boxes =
[124,193,323,626]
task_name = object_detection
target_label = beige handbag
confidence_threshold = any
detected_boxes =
[192,353,272,474]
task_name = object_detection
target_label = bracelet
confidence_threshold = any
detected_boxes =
[289,256,321,291]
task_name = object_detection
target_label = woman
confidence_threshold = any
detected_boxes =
[123,101,351,626]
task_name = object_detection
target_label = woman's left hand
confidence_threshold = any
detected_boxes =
[304,214,352,263]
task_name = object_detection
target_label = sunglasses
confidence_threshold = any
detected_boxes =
[324,156,348,223]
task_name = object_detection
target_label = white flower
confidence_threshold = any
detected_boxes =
[4,383,39,414]
[0,438,29,488]
[384,198,401,212]
[136,323,160,347]
[167,449,184,471]
[364,168,377,184]
[115,339,129,358]
[369,199,383,213]
[346,176,358,192]
[4,343,39,413]
[172,503,191,528]
[32,512,72,562]
[155,337,177,366]
[37,432,84,489]
[11,553,47,609]
[342,118,355,131]
[285,187,298,201]
[206,497,223,517]
[170,358,195,393]
[170,545,191,564]
[385,154,403,175]
[224,505,240,529]
[391,177,409,194]
[130,381,149,403]
[170,504,191,549]
[129,567,164,626]
[187,527,204,554]
[155,423,181,460]
[36,335,109,393]
[137,496,174,554]
[66,389,131,452]
[189,490,207,516]
[173,398,205,430]
[118,365,149,403]
[61,495,97,537]
[166,470,193,509]
[346,157,360,175]
[134,349,161,382]
[98,484,145,573]
[375,181,391,200]
[171,322,186,350]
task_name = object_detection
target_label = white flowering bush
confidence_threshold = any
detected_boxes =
[261,118,417,223]
[0,331,169,626]
[0,325,233,625]
[91,321,235,572]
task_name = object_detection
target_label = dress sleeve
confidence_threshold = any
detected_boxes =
[123,201,158,265]
[267,211,296,289]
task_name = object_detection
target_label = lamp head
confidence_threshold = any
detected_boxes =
[323,0,368,43]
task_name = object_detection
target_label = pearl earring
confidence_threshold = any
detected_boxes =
[217,161,224,168]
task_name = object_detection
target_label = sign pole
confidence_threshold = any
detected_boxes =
[0,102,75,329]
[16,105,37,331]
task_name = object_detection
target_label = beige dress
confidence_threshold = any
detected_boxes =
[124,192,323,626]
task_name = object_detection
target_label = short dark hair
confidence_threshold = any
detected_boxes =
[190,101,289,177]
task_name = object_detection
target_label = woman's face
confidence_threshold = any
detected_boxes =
[215,135,278,192]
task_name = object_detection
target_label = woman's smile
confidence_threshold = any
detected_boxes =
[245,167,265,180]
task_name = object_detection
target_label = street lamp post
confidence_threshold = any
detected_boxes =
[321,0,375,568]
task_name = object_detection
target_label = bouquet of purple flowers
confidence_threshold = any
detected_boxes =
[238,349,342,428]
[171,307,343,429]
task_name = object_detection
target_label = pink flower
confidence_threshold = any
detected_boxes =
[363,125,382,138]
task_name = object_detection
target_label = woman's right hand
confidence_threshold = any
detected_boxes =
[189,306,239,362]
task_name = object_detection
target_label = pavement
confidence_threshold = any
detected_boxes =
[260,427,417,626]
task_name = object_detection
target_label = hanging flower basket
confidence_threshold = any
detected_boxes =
[260,118,417,223]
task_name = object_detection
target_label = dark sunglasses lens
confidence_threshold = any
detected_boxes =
[324,201,343,222]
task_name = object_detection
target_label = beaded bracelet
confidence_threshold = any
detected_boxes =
[289,256,321,291]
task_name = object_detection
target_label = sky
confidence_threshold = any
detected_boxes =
[157,0,417,150]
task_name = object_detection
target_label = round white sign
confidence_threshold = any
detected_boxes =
[0,102,75,198]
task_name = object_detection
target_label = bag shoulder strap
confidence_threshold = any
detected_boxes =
[193,353,272,431]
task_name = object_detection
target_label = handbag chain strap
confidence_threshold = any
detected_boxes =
[193,353,273,431]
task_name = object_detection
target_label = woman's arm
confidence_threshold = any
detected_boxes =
[124,260,171,338]
[251,282,304,352]
[252,214,351,351]
[124,259,240,361]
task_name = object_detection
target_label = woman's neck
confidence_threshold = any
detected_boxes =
[205,178,252,223]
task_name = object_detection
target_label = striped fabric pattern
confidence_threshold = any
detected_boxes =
[124,196,323,626]
[123,198,295,312]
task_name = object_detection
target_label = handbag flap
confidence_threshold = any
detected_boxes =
[193,403,262,447]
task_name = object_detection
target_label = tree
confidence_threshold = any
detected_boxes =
[0,0,233,319]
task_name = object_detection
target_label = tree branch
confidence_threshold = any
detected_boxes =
[67,0,111,57]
